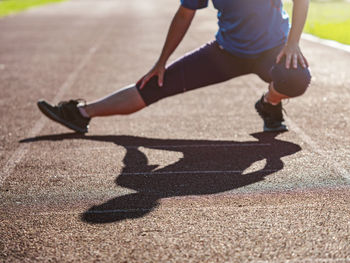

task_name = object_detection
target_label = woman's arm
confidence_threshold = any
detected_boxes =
[276,0,310,69]
[139,5,196,89]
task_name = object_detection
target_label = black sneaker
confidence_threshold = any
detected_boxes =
[255,95,288,132]
[37,99,90,133]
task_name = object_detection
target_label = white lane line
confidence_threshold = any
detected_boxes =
[31,203,334,216]
[73,143,271,151]
[129,143,271,148]
[302,33,350,53]
[247,81,350,182]
[0,26,112,188]
[85,208,152,214]
[43,168,276,180]
[121,169,277,176]
[57,169,276,178]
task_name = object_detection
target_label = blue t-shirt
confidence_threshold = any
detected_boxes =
[180,0,290,58]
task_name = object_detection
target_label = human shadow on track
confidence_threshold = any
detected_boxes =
[21,132,301,224]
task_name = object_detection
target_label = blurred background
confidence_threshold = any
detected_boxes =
[0,0,65,16]
[0,0,349,45]
[283,0,350,45]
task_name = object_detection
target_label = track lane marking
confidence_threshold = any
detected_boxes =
[52,143,272,152]
[12,202,347,216]
[302,33,350,53]
[121,169,277,176]
[126,143,271,149]
[0,25,113,188]
[43,169,276,178]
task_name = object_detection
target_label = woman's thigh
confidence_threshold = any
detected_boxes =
[137,41,252,105]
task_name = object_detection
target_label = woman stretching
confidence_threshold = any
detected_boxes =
[38,0,312,133]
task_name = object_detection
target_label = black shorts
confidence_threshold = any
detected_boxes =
[137,41,311,105]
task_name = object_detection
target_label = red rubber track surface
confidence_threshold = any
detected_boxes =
[0,1,349,262]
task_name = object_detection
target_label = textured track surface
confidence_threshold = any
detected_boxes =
[1,0,350,262]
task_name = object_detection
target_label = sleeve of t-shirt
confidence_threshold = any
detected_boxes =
[180,0,209,10]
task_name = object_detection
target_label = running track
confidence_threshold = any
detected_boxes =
[0,1,350,262]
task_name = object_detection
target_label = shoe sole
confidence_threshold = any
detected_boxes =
[263,124,288,132]
[37,100,87,133]
[255,101,288,133]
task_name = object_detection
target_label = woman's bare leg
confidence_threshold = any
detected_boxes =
[264,82,289,105]
[81,85,146,118]
[81,81,287,118]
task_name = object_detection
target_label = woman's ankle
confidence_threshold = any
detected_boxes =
[78,105,91,118]
[264,93,280,105]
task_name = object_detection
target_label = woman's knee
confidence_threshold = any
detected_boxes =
[270,62,311,98]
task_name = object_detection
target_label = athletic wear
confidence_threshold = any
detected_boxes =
[137,41,311,105]
[37,2,311,134]
[37,100,90,133]
[255,95,287,132]
[180,0,290,58]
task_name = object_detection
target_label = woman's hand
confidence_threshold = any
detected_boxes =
[138,5,195,90]
[279,0,310,69]
[138,61,166,90]
[276,42,309,69]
